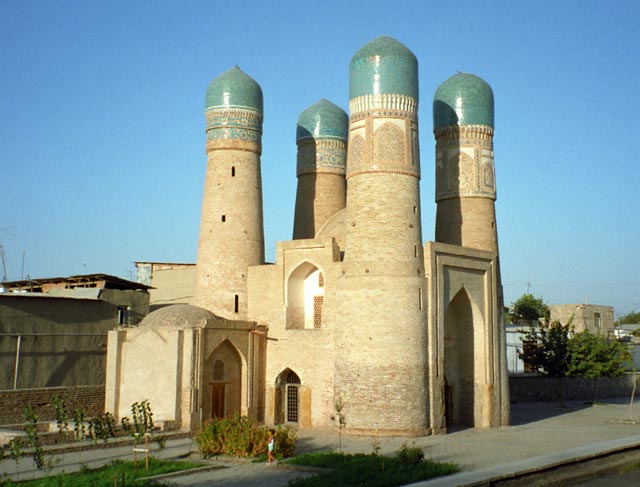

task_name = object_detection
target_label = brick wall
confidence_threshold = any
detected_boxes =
[0,385,104,427]
[510,375,636,403]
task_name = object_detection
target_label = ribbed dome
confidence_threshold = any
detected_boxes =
[296,99,348,141]
[350,36,418,100]
[433,73,494,130]
[205,66,263,111]
[139,304,217,330]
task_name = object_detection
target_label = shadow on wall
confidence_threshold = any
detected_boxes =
[293,130,317,240]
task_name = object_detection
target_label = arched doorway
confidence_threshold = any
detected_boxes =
[443,288,482,428]
[274,369,301,424]
[204,340,242,419]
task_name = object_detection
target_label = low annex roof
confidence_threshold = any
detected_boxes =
[1,273,153,293]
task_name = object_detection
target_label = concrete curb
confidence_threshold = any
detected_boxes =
[407,436,640,487]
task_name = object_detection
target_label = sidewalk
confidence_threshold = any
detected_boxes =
[1,399,640,486]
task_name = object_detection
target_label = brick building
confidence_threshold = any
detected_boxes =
[107,36,510,435]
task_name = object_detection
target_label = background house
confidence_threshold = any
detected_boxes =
[549,304,614,336]
[0,274,150,428]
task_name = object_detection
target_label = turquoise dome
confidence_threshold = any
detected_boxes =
[205,66,263,111]
[296,99,348,141]
[433,73,494,130]
[350,36,418,100]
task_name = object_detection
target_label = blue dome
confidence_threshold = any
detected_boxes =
[205,66,263,111]
[433,73,494,130]
[296,99,348,141]
[350,36,418,100]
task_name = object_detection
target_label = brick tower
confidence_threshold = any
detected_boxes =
[334,36,428,435]
[293,99,348,239]
[194,67,265,319]
[433,73,498,254]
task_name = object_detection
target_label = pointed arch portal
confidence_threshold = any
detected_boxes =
[443,288,484,428]
[204,340,242,419]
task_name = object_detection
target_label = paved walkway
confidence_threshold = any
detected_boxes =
[2,399,640,486]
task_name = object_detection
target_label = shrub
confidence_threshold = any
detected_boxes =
[397,443,424,466]
[274,424,297,458]
[23,404,45,470]
[88,412,117,445]
[195,414,296,458]
[131,400,154,436]
[52,395,69,433]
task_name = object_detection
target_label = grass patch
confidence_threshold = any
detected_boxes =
[2,457,202,487]
[286,450,459,487]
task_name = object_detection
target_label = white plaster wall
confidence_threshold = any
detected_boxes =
[118,328,181,422]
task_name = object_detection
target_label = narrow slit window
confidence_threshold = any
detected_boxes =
[234,294,239,313]
[414,245,418,258]
[221,214,226,222]
[418,288,423,310]
[231,166,235,177]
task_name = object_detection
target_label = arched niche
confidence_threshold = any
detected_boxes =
[203,340,243,419]
[286,262,325,330]
[443,287,484,428]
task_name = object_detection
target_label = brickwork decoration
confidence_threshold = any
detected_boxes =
[296,138,347,176]
[435,125,496,201]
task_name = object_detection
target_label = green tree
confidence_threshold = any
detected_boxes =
[615,311,640,326]
[567,331,632,403]
[518,320,573,405]
[512,294,550,323]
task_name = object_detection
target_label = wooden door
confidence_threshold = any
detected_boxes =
[211,383,225,418]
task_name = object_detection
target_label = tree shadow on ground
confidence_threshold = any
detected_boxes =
[509,399,624,426]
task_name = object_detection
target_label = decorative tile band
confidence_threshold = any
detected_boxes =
[434,124,493,140]
[349,94,417,117]
[205,107,262,154]
[205,107,263,132]
[435,126,496,201]
[297,138,347,176]
[206,128,261,142]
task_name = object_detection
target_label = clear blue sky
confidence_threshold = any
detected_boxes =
[1,0,638,317]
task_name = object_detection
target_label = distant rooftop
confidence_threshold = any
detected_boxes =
[1,273,152,293]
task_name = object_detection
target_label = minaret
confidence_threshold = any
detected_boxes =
[433,73,510,426]
[293,99,348,239]
[194,67,265,319]
[334,36,428,434]
[433,73,498,253]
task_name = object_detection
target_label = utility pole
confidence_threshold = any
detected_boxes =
[0,227,16,283]
[0,239,7,282]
